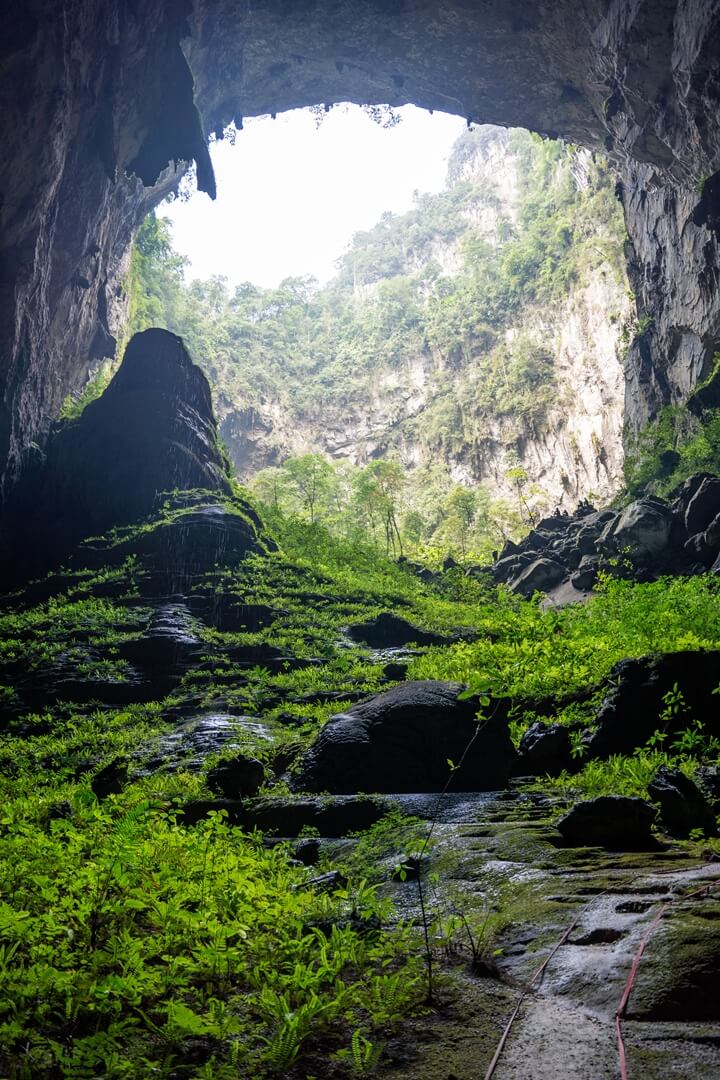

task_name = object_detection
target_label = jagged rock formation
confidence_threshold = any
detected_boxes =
[2,1,720,500]
[478,470,720,600]
[0,328,242,582]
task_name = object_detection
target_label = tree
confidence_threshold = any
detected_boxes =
[354,460,406,556]
[443,485,478,557]
[284,454,336,525]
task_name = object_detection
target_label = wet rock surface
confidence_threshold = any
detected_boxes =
[294,680,518,794]
[138,714,272,776]
[380,788,720,1080]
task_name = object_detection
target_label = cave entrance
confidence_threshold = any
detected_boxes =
[117,101,631,544]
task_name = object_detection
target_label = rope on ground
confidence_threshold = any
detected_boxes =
[483,898,597,1080]
[615,874,720,1080]
[483,866,720,1080]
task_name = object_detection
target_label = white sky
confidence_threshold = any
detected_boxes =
[162,104,465,289]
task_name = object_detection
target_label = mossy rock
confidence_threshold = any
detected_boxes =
[627,910,720,1021]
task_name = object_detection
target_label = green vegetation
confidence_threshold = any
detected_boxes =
[249,453,537,563]
[624,374,720,499]
[4,491,720,1075]
[120,127,626,475]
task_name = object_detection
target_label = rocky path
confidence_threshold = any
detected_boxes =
[375,792,720,1080]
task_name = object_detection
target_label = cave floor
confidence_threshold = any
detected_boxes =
[374,796,720,1080]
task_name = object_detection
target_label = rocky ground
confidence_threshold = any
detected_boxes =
[3,329,720,1077]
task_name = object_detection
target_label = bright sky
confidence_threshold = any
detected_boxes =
[162,105,465,289]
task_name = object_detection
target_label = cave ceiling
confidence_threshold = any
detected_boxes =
[1,0,720,493]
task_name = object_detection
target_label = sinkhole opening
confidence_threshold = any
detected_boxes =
[73,103,631,564]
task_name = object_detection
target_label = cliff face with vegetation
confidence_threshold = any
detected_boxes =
[126,126,632,512]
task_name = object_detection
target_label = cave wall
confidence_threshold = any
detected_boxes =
[2,0,720,493]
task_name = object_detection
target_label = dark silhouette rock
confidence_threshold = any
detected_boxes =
[293,838,321,866]
[294,680,517,794]
[206,754,265,799]
[518,721,574,776]
[684,477,720,537]
[239,796,391,836]
[383,661,410,681]
[599,499,674,564]
[670,473,717,519]
[91,758,128,799]
[118,603,202,674]
[346,612,448,648]
[695,766,720,806]
[556,796,657,849]
[587,651,720,759]
[1,330,241,582]
[571,556,600,591]
[648,766,718,838]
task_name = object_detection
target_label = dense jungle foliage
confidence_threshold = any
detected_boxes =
[117,126,626,462]
[3,501,720,1077]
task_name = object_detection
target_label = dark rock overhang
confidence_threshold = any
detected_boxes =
[1,1,720,495]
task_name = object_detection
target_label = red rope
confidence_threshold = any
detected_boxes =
[615,876,720,1079]
[484,872,720,1080]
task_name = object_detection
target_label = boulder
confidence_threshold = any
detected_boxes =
[648,766,717,838]
[91,758,128,799]
[491,553,533,583]
[239,795,391,836]
[294,680,518,794]
[507,557,567,598]
[206,754,265,799]
[570,555,600,591]
[72,495,272,580]
[695,766,720,805]
[670,473,716,520]
[556,796,657,849]
[518,721,574,776]
[575,520,606,555]
[599,499,674,564]
[586,651,720,759]
[346,612,447,648]
[684,509,720,567]
[684,477,720,536]
[534,515,571,533]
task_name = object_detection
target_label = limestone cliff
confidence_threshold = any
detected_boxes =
[208,128,632,510]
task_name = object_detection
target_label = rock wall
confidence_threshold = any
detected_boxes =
[2,1,720,493]
[242,276,629,512]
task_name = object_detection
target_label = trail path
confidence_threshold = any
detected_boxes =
[377,792,720,1080]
